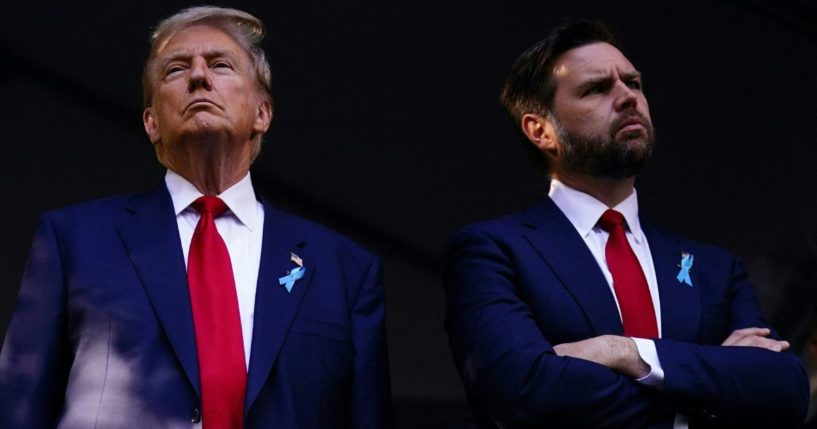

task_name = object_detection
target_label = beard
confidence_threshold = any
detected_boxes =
[551,112,656,179]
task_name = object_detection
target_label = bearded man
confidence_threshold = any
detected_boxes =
[442,20,808,429]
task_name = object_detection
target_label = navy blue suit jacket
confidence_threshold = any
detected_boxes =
[0,183,391,428]
[443,197,808,428]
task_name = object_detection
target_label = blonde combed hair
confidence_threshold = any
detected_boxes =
[142,6,273,162]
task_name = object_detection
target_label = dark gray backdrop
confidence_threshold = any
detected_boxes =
[2,1,816,427]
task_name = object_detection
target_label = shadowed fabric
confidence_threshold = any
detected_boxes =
[189,196,246,429]
[442,197,808,427]
[599,209,658,339]
[0,183,392,428]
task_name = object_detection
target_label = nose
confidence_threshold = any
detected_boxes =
[612,80,638,112]
[188,57,212,92]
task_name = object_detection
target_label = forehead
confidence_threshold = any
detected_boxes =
[155,24,248,61]
[551,42,637,83]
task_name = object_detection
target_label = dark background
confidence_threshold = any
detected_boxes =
[2,1,816,427]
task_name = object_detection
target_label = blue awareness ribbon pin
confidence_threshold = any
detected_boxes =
[278,266,305,293]
[676,253,694,287]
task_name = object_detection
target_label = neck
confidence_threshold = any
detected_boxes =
[554,171,635,208]
[160,136,253,195]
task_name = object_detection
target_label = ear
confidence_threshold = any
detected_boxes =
[253,99,273,134]
[142,108,161,144]
[521,113,558,156]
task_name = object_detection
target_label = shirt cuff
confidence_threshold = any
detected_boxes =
[632,338,665,389]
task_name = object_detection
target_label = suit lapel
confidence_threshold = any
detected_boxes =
[116,184,201,396]
[521,198,624,336]
[642,223,701,342]
[244,202,313,413]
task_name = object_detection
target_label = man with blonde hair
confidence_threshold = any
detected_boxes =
[0,6,391,428]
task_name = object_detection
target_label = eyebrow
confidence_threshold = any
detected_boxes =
[620,70,642,81]
[159,48,240,70]
[577,70,642,91]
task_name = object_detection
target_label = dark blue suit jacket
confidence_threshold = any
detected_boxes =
[443,197,808,428]
[0,183,391,428]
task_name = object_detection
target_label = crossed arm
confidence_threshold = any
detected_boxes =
[554,327,790,380]
[443,229,809,428]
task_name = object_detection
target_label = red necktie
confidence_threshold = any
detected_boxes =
[188,196,246,429]
[598,209,658,338]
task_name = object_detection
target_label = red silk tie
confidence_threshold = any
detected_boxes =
[598,209,658,338]
[188,196,246,429]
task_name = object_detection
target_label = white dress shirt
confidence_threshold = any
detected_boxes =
[549,179,688,428]
[548,179,665,379]
[165,170,265,369]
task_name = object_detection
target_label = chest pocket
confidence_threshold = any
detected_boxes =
[290,317,348,342]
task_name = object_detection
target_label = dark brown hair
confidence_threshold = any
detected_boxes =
[500,20,619,172]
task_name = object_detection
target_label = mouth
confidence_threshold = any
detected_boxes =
[615,116,646,134]
[185,98,218,111]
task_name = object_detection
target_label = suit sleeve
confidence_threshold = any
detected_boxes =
[655,256,809,427]
[443,229,674,428]
[349,254,393,428]
[0,214,71,428]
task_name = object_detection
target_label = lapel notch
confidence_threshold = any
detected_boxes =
[117,184,201,396]
[643,224,701,342]
[244,203,313,414]
[521,198,624,336]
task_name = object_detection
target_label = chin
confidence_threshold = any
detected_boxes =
[180,120,230,139]
[616,131,649,145]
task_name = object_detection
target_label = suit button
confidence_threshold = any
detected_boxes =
[190,408,201,424]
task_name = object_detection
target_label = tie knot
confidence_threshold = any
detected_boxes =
[598,209,626,232]
[192,196,228,217]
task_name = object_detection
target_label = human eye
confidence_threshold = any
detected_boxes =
[626,78,643,90]
[584,85,602,95]
[582,82,607,97]
[164,64,186,77]
[212,59,234,71]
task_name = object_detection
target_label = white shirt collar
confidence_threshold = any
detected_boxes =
[164,169,261,232]
[548,178,645,243]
